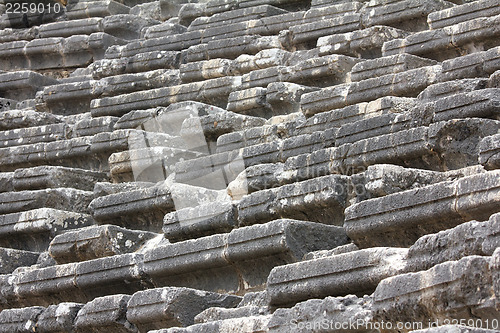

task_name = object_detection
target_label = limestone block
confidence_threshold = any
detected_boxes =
[36,303,83,333]
[428,0,500,30]
[344,170,500,248]
[92,51,181,79]
[163,202,237,242]
[0,248,39,274]
[0,71,58,100]
[88,181,174,231]
[382,15,500,60]
[74,253,146,299]
[439,46,500,81]
[101,14,159,40]
[148,315,271,333]
[0,306,44,333]
[238,174,350,226]
[13,166,107,191]
[126,287,240,331]
[0,172,13,193]
[38,18,103,38]
[98,69,180,97]
[109,147,203,183]
[65,0,130,21]
[479,134,500,170]
[0,123,68,149]
[300,65,441,116]
[417,78,488,101]
[361,0,452,30]
[268,295,376,333]
[267,247,408,306]
[372,256,498,331]
[0,208,95,252]
[350,54,437,82]
[74,295,137,333]
[266,82,318,114]
[0,188,93,215]
[407,212,500,272]
[290,14,361,46]
[144,219,347,293]
[49,224,157,264]
[0,98,15,111]
[227,87,273,118]
[74,116,119,137]
[0,109,62,131]
[317,25,409,58]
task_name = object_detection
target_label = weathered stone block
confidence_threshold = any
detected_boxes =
[0,172,13,193]
[74,295,137,333]
[373,256,498,330]
[88,181,174,232]
[0,248,39,274]
[428,0,500,30]
[268,295,376,333]
[317,25,409,58]
[148,315,272,333]
[0,188,93,215]
[267,247,408,306]
[238,174,349,226]
[0,71,58,100]
[36,303,83,333]
[126,287,240,331]
[479,134,500,170]
[13,166,107,191]
[0,109,62,131]
[0,208,95,252]
[290,14,361,46]
[163,202,237,242]
[145,219,347,293]
[407,212,500,272]
[49,225,157,264]
[345,170,500,248]
[0,306,44,333]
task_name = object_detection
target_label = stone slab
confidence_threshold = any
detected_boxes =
[36,303,83,333]
[345,170,500,248]
[48,224,157,264]
[13,166,107,191]
[126,287,240,331]
[0,70,59,100]
[428,0,500,30]
[144,219,348,293]
[0,109,62,131]
[479,134,500,170]
[267,247,408,307]
[0,306,44,333]
[0,247,39,274]
[0,208,95,252]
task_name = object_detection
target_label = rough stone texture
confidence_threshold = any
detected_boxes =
[0,247,39,274]
[126,287,240,331]
[48,225,157,264]
[267,247,408,307]
[144,219,349,294]
[345,170,500,248]
[0,208,95,252]
[373,256,498,331]
[36,302,83,333]
[407,212,500,272]
[0,306,44,333]
[479,134,500,170]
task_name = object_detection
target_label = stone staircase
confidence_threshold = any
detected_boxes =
[0,0,499,332]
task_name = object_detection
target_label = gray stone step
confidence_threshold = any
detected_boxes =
[90,76,240,117]
[267,247,408,307]
[382,15,500,61]
[13,166,107,191]
[267,294,374,333]
[407,212,500,272]
[237,174,350,226]
[48,224,157,264]
[344,170,500,248]
[300,65,441,116]
[372,256,497,329]
[0,247,39,274]
[0,33,126,71]
[0,188,93,215]
[428,0,500,30]
[148,315,272,333]
[74,116,119,137]
[36,302,83,333]
[317,25,410,58]
[0,123,69,148]
[479,133,500,170]
[91,51,181,79]
[126,287,240,331]
[0,71,58,100]
[143,219,347,294]
[440,46,500,81]
[0,306,44,333]
[0,208,95,252]
[361,0,452,31]
[0,109,62,131]
[73,294,136,332]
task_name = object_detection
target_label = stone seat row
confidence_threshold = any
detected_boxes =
[1,213,498,332]
[0,219,344,309]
